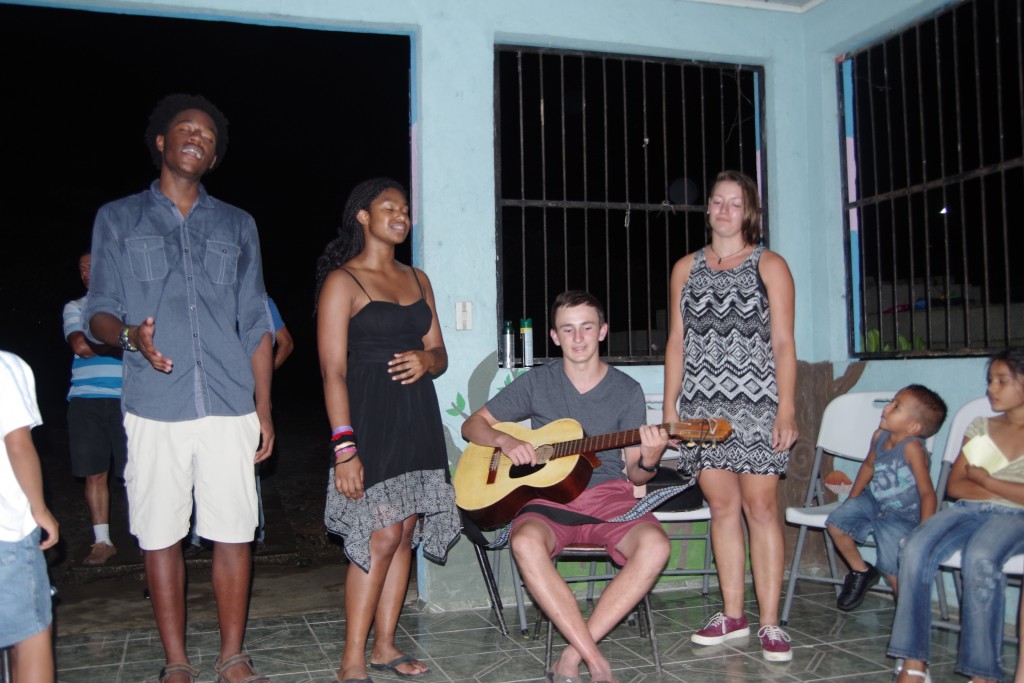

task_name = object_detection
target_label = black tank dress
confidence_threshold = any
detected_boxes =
[324,269,460,571]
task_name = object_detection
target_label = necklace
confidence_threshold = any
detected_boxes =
[708,243,748,265]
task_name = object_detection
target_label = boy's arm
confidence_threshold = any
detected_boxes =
[4,427,58,550]
[462,407,538,466]
[848,430,882,498]
[904,440,936,522]
[251,333,275,463]
[272,325,294,370]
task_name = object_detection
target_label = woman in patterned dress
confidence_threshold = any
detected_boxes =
[316,178,460,683]
[663,170,798,661]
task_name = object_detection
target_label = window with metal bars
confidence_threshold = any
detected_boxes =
[840,0,1024,357]
[495,46,766,365]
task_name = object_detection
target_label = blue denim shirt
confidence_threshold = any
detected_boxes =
[85,181,273,421]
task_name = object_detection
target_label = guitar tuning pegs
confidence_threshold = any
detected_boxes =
[686,440,696,448]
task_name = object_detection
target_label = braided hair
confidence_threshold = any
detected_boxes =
[145,93,229,171]
[314,178,408,312]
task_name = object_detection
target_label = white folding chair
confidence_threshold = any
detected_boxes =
[929,397,1022,640]
[780,392,901,625]
[644,395,715,594]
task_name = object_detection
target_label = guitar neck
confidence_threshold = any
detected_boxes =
[550,429,645,459]
[548,420,725,460]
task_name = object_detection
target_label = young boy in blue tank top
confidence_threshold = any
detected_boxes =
[825,385,947,610]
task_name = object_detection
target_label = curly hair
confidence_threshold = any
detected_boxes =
[707,170,762,245]
[144,93,229,171]
[314,178,408,311]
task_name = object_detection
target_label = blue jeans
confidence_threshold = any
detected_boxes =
[887,500,1024,682]
[0,529,52,648]
[825,489,917,576]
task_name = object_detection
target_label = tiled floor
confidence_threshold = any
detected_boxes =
[53,581,1020,682]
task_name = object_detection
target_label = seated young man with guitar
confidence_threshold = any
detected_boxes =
[461,290,671,683]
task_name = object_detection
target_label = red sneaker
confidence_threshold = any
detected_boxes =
[758,624,792,662]
[691,612,750,645]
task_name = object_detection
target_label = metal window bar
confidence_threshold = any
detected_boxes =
[841,0,1024,356]
[495,46,765,364]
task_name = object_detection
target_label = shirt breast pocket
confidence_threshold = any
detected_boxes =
[126,237,169,281]
[205,240,241,285]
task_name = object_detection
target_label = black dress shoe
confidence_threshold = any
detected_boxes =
[183,542,208,559]
[837,563,881,610]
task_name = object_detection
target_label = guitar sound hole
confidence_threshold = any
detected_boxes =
[509,463,545,479]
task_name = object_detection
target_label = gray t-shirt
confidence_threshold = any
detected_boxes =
[484,362,647,486]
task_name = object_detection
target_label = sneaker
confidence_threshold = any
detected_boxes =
[691,612,750,645]
[837,563,881,611]
[83,542,117,566]
[758,624,792,662]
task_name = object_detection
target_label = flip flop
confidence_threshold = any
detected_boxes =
[369,654,429,677]
[545,671,581,683]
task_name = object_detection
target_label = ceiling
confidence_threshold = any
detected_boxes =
[689,0,826,12]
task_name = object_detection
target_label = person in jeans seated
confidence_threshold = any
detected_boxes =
[825,384,946,610]
[889,348,1024,683]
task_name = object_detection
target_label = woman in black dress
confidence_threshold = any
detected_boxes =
[316,178,459,682]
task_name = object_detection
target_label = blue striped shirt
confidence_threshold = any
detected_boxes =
[63,295,123,400]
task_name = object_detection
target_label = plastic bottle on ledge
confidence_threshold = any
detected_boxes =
[501,320,515,368]
[520,317,534,367]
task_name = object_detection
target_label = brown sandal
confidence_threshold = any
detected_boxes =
[159,662,200,682]
[214,652,269,683]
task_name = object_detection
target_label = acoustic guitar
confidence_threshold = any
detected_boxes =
[454,418,732,528]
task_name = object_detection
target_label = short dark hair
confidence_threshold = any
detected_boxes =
[549,290,606,329]
[144,93,229,171]
[901,384,948,438]
[708,170,762,245]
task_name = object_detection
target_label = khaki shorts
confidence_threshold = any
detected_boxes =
[124,412,260,550]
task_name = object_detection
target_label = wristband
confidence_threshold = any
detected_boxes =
[332,452,359,467]
[119,326,138,352]
[636,459,659,473]
[331,425,354,439]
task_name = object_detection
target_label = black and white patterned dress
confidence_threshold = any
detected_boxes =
[678,246,789,475]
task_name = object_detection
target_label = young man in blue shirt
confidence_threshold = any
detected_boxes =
[86,94,275,683]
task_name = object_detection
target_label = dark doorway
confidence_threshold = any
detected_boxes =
[0,4,412,416]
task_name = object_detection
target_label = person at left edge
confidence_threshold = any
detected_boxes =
[85,94,275,683]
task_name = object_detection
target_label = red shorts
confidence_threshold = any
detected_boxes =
[511,479,660,565]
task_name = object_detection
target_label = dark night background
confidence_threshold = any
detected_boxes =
[0,3,412,424]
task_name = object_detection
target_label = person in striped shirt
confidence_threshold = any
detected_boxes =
[63,249,127,566]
